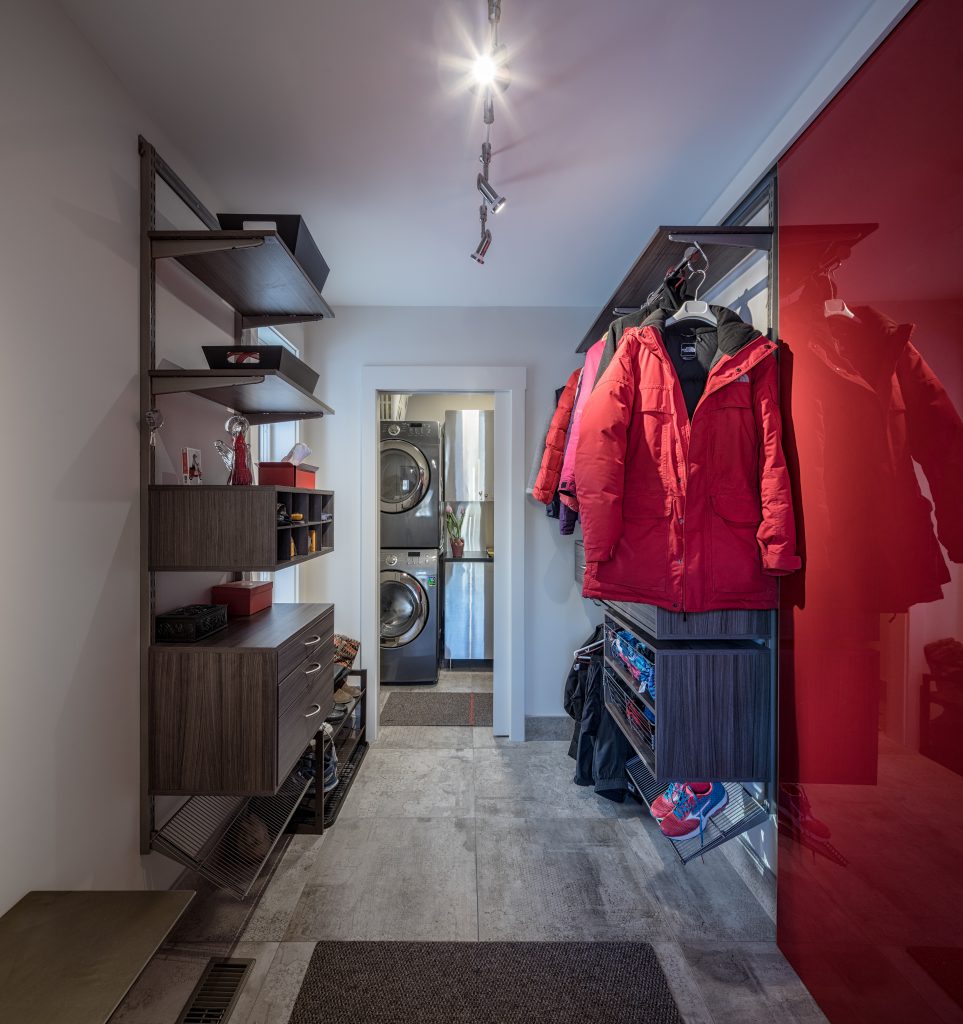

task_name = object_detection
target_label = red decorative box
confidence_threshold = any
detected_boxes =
[257,462,318,488]
[210,581,274,617]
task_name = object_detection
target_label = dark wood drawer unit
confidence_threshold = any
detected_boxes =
[149,603,333,795]
[149,485,334,571]
[605,599,771,641]
[603,607,770,783]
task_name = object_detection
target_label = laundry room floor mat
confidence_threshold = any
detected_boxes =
[289,941,684,1024]
[380,691,493,727]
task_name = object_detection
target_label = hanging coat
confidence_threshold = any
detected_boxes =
[575,305,800,611]
[571,652,630,801]
[559,337,605,513]
[532,368,581,505]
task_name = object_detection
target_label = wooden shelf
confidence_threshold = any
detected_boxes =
[150,368,334,424]
[150,229,333,329]
[576,225,773,352]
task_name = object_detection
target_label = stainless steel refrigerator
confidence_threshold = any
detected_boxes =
[443,410,494,664]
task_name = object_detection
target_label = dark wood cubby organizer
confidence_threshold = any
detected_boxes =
[150,486,334,571]
[139,137,351,896]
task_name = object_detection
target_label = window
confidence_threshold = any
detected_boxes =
[255,326,301,602]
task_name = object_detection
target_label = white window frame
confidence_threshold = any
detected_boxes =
[254,326,301,601]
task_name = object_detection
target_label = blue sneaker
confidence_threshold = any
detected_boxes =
[659,783,728,841]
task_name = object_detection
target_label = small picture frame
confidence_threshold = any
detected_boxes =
[181,447,203,485]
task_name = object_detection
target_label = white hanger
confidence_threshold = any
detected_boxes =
[666,266,717,327]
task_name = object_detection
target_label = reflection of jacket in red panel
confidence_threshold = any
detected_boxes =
[532,368,580,505]
[784,305,963,613]
[575,307,800,611]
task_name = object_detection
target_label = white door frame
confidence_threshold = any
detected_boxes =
[360,366,527,741]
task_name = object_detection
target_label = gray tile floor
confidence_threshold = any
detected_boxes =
[111,670,827,1024]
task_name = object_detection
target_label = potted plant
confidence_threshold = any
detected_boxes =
[445,504,466,558]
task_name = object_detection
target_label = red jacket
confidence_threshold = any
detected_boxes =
[575,307,800,611]
[532,368,581,504]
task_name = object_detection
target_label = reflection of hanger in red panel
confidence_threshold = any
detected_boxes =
[823,261,855,320]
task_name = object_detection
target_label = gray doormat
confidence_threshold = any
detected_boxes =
[381,691,493,727]
[290,941,684,1024]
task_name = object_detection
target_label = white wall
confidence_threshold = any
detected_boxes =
[0,0,250,911]
[301,306,600,717]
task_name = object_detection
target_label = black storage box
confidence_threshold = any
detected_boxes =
[155,604,229,643]
[216,213,329,294]
[202,344,320,395]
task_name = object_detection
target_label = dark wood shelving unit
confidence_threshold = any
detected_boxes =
[150,229,333,330]
[150,368,334,424]
[576,224,773,352]
[149,485,333,572]
[291,668,368,835]
[138,137,353,898]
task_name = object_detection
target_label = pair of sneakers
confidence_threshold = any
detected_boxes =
[320,724,339,794]
[650,781,728,841]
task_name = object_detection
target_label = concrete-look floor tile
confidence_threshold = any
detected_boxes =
[373,725,474,749]
[677,941,830,1024]
[109,947,209,1024]
[474,743,632,819]
[472,726,500,747]
[240,836,327,942]
[339,747,474,818]
[285,817,477,941]
[651,941,716,1024]
[236,942,315,1024]
[476,817,665,940]
[618,817,775,942]
[225,942,279,1024]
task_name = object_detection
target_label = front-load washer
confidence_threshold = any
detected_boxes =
[380,549,440,685]
[380,421,442,549]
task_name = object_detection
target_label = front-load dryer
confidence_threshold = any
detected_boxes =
[380,421,442,549]
[380,548,440,685]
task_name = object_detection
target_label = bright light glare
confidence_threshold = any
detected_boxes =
[472,53,497,86]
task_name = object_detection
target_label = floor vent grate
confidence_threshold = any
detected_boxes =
[176,957,253,1024]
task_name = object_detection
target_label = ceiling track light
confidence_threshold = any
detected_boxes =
[477,173,506,215]
[471,204,491,263]
[471,229,493,264]
[469,0,509,265]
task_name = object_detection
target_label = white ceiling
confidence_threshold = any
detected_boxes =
[59,0,875,309]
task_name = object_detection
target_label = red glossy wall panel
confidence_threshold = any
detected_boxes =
[777,1,963,1021]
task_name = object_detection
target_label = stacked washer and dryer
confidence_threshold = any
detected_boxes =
[379,421,442,684]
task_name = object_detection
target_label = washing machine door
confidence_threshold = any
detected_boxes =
[380,440,430,514]
[380,571,429,648]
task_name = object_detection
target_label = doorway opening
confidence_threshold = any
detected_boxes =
[359,366,527,744]
[379,392,495,739]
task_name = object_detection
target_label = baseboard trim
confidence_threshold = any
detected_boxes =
[524,716,572,741]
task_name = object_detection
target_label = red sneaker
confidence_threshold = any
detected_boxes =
[659,783,729,841]
[650,782,684,821]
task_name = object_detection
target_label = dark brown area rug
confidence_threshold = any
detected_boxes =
[289,941,684,1024]
[380,691,493,727]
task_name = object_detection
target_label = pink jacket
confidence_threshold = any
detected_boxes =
[559,338,604,511]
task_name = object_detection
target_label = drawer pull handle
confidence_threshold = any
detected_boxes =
[304,704,322,718]
[303,635,322,647]
[304,662,322,675]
